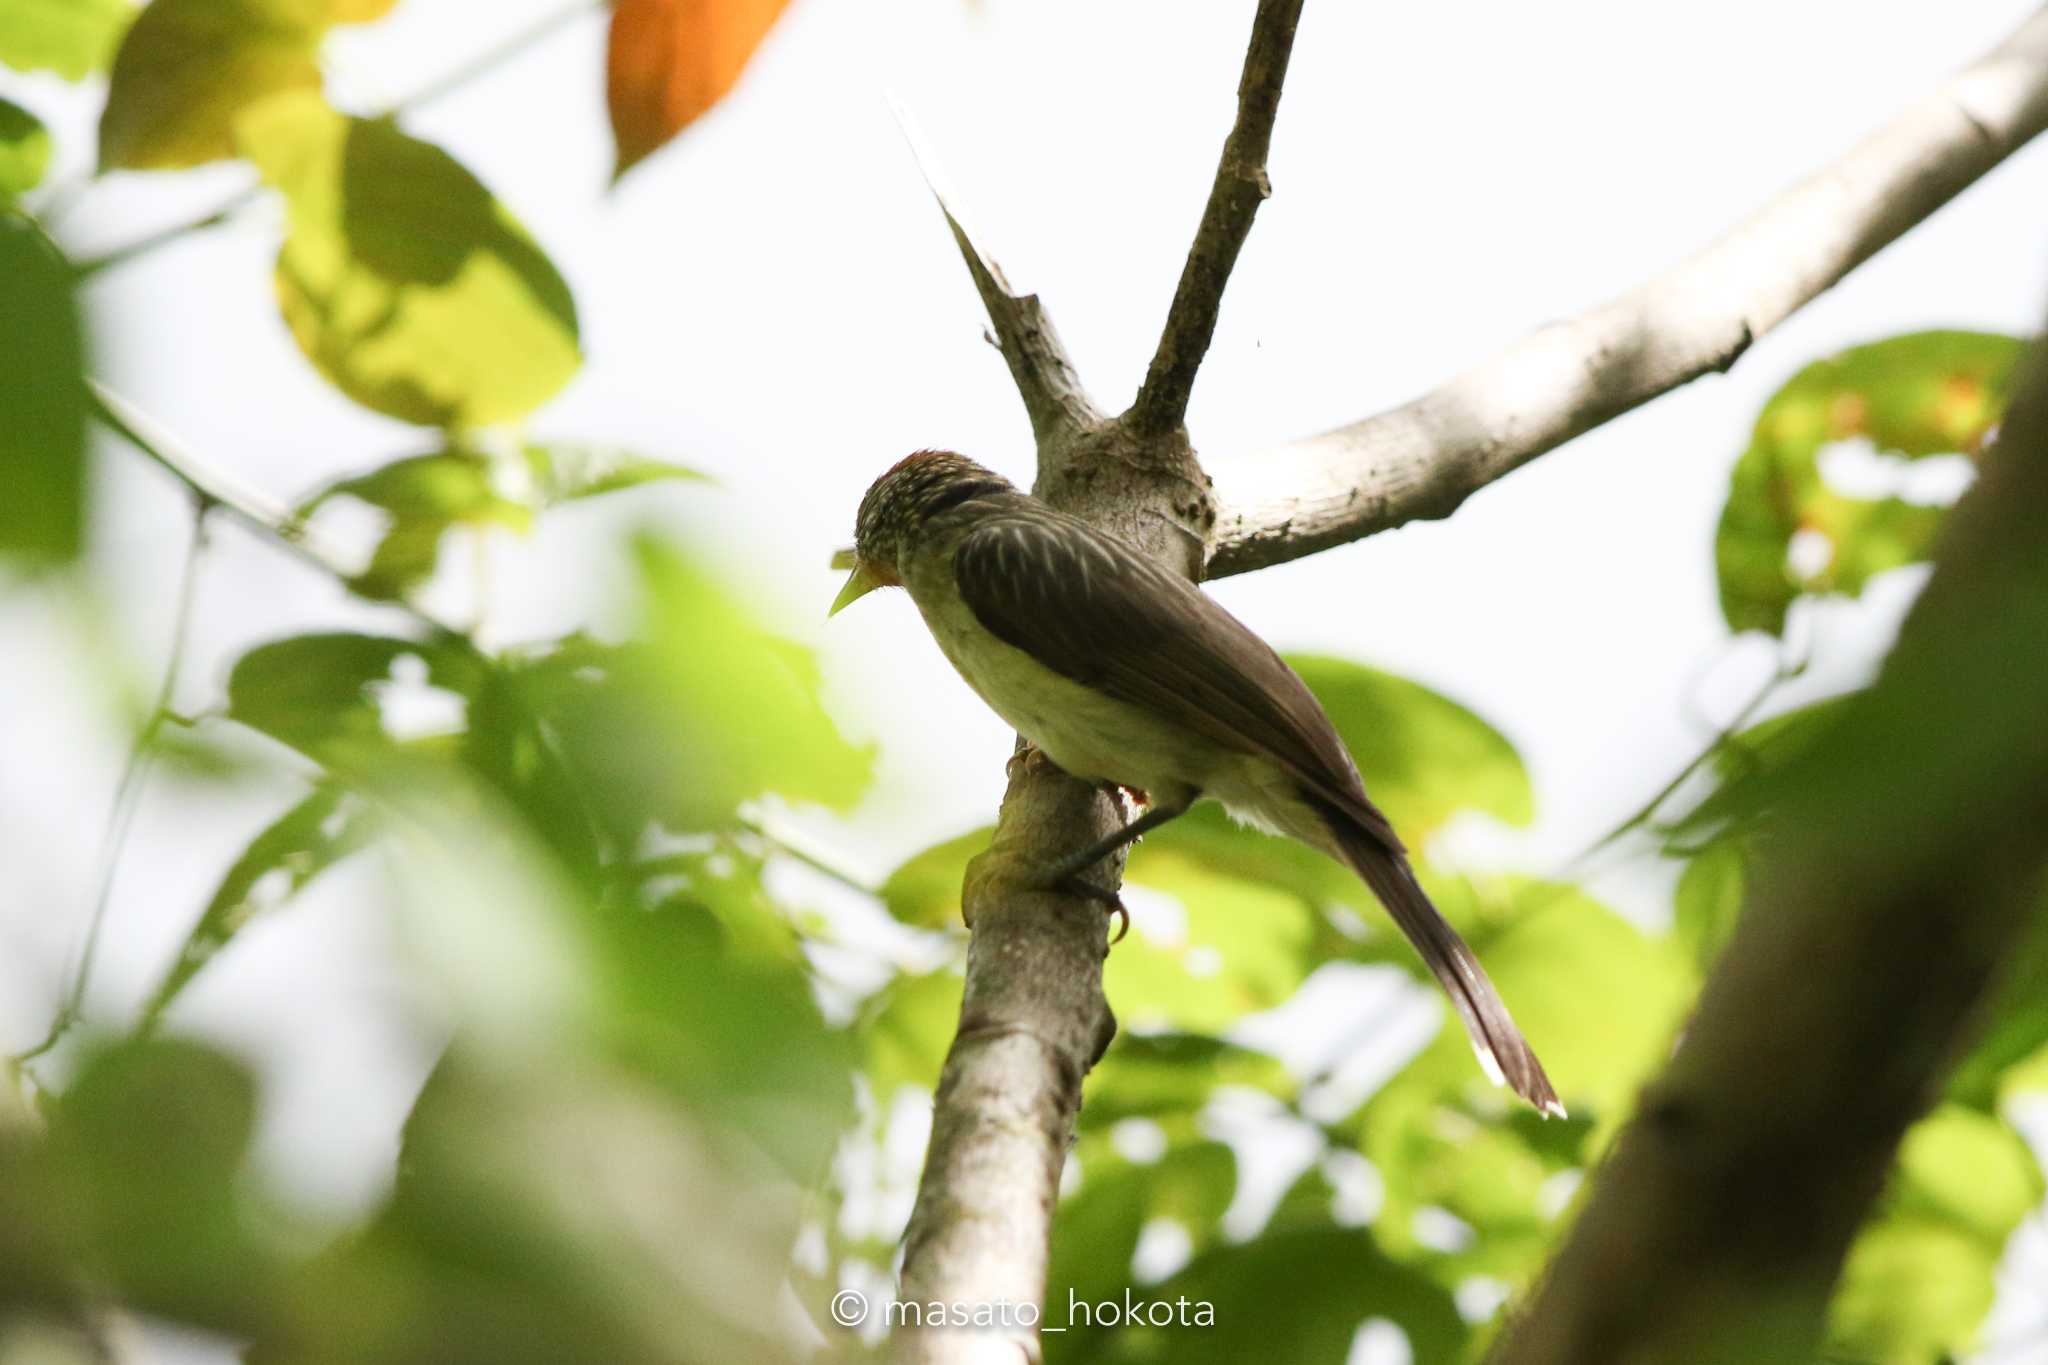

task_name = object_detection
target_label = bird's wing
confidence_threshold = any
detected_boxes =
[952,512,1403,853]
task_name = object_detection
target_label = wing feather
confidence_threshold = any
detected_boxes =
[952,512,1402,853]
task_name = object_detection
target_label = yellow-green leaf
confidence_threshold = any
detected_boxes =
[0,212,88,566]
[1289,654,1534,841]
[1829,1105,2044,1362]
[302,449,533,600]
[0,98,53,196]
[240,94,581,428]
[99,0,326,171]
[1716,330,2025,635]
[0,0,133,79]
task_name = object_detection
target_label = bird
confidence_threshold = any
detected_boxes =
[831,449,1562,1116]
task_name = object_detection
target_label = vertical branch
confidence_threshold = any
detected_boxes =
[1127,0,1308,437]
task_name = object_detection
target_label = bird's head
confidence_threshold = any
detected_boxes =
[831,450,1013,614]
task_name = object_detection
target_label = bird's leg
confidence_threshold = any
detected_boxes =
[1037,795,1197,942]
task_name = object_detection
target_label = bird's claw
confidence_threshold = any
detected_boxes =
[1054,872,1130,946]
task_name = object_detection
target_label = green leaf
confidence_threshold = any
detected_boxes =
[141,783,372,1028]
[1051,1227,1466,1365]
[1288,654,1535,840]
[1828,1104,2044,1362]
[226,631,487,767]
[0,0,133,79]
[1351,879,1695,1290]
[526,545,871,838]
[1675,695,1855,847]
[1046,1140,1237,1346]
[0,98,53,197]
[1109,838,1321,1035]
[523,443,709,505]
[98,0,326,171]
[239,94,581,428]
[0,212,87,567]
[1080,1032,1293,1132]
[878,826,989,930]
[1716,330,2026,635]
[860,967,962,1106]
[46,1039,277,1321]
[1672,842,1745,973]
[302,450,533,600]
[1946,896,2048,1111]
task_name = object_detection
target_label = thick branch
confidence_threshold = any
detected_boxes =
[889,101,1104,445]
[1206,5,2048,577]
[1128,0,1307,437]
[1493,333,2048,1364]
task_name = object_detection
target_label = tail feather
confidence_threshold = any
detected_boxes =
[1327,810,1564,1117]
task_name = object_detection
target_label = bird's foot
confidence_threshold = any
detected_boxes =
[1052,871,1130,946]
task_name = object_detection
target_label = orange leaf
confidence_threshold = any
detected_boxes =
[606,0,790,179]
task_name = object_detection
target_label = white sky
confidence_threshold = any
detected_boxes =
[5,0,2048,1344]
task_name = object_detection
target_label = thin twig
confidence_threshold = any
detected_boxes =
[737,809,879,897]
[1555,638,1810,882]
[886,95,1103,445]
[1205,4,2048,577]
[1128,0,1307,437]
[88,383,458,633]
[11,507,210,1067]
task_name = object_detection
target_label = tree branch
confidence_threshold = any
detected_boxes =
[888,98,1104,446]
[1493,329,2048,1364]
[1128,0,1307,437]
[1205,4,2048,578]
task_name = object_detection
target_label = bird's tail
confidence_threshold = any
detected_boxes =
[1321,805,1564,1117]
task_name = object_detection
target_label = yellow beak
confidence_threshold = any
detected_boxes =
[830,561,886,616]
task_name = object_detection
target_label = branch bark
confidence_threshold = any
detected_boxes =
[1493,331,2048,1364]
[1127,0,1307,437]
[889,100,1104,447]
[1205,4,2048,578]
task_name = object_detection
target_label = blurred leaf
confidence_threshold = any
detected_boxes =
[1109,840,1320,1035]
[1947,896,2048,1111]
[518,548,871,840]
[1351,879,1694,1290]
[0,212,87,567]
[1052,1226,1465,1365]
[1672,841,1744,973]
[1673,695,1855,850]
[523,442,708,504]
[1289,655,1534,840]
[1716,330,2024,635]
[45,1039,278,1325]
[0,97,53,196]
[326,0,397,21]
[1828,1104,2044,1362]
[303,449,533,600]
[240,94,581,428]
[141,783,372,1028]
[1080,1032,1293,1132]
[226,631,487,767]
[862,968,962,1106]
[879,825,988,930]
[606,0,791,179]
[286,1052,816,1365]
[0,0,133,79]
[1046,1141,1235,1348]
[99,0,326,171]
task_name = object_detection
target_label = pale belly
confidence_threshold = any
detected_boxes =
[911,586,1202,804]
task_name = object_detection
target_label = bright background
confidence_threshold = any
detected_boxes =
[5,0,2048,1353]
